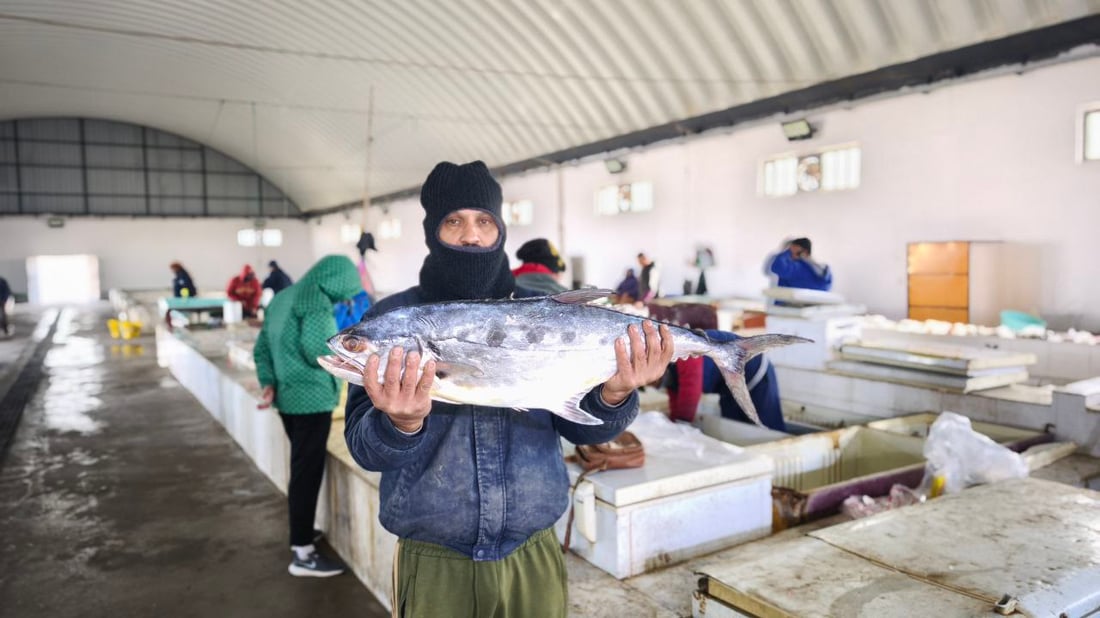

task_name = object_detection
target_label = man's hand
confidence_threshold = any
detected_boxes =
[257,385,275,409]
[363,347,436,434]
[601,321,675,406]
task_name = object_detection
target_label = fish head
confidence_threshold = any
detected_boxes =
[318,316,424,386]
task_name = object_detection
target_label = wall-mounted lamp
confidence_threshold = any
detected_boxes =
[781,119,814,141]
[604,158,627,174]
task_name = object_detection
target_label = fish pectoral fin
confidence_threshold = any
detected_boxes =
[549,392,603,426]
[549,289,613,305]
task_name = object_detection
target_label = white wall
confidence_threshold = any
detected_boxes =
[0,216,314,297]
[4,56,1097,330]
[317,56,1100,330]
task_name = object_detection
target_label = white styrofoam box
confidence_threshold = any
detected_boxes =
[557,417,773,579]
[779,399,881,430]
[226,340,256,370]
[746,427,925,496]
[940,392,998,423]
[699,415,790,446]
[762,287,846,305]
[1047,343,1093,382]
[223,300,244,324]
[557,473,772,580]
[765,316,862,370]
[993,398,1055,429]
[715,308,740,332]
[695,479,1100,616]
[866,413,1048,446]
[859,326,1100,383]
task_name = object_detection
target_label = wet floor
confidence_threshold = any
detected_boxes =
[0,303,387,618]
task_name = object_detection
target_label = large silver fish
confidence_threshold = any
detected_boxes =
[318,290,809,426]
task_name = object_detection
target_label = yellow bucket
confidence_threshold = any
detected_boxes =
[107,319,121,339]
[120,321,143,340]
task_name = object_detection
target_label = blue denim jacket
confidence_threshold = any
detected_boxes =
[344,286,639,561]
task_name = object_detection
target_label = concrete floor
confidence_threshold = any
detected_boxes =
[0,304,387,618]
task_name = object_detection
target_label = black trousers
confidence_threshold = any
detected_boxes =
[279,412,333,547]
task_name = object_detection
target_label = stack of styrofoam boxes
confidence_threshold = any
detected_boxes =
[765,315,863,370]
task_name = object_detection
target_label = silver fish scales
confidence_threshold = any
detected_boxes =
[318,290,809,425]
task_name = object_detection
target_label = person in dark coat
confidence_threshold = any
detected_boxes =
[343,160,673,616]
[0,276,11,336]
[614,268,640,304]
[637,253,661,301]
[263,260,294,295]
[169,262,197,298]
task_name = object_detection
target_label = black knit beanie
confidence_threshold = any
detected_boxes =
[516,238,566,273]
[417,161,515,302]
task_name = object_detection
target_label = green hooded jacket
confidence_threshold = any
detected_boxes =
[253,255,363,414]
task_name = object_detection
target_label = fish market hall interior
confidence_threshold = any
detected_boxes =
[2,3,1100,617]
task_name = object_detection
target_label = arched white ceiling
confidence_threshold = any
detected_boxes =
[1,0,1098,211]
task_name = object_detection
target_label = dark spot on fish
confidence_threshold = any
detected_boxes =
[435,370,449,379]
[525,328,545,344]
[425,340,442,356]
[561,331,576,344]
[487,329,507,347]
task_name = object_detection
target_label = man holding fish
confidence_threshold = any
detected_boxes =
[331,161,803,617]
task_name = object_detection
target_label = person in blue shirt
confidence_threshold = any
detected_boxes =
[343,161,672,617]
[665,329,785,432]
[765,237,832,291]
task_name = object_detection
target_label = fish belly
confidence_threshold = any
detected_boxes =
[430,340,615,410]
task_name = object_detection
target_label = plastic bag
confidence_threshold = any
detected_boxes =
[842,484,924,519]
[921,411,1028,495]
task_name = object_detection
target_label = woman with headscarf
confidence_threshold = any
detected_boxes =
[511,237,567,295]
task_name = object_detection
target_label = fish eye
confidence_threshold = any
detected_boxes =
[342,335,367,353]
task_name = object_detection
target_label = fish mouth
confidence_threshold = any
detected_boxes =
[317,354,366,386]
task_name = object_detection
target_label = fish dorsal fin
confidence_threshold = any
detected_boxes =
[549,289,613,305]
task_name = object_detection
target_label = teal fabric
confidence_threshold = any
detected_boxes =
[253,255,362,414]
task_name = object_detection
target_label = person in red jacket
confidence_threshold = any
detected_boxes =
[227,264,263,318]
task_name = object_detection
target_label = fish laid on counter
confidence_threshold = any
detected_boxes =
[318,289,809,425]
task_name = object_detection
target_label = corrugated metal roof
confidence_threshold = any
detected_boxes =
[1,0,1098,211]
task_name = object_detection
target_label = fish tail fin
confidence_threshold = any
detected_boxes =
[709,334,811,426]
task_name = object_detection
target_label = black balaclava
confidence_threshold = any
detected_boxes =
[417,161,515,302]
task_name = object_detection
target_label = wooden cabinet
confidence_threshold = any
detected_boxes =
[907,241,1039,326]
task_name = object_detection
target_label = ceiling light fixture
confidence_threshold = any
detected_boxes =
[781,119,814,141]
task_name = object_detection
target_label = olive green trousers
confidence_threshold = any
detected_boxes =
[392,528,567,618]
